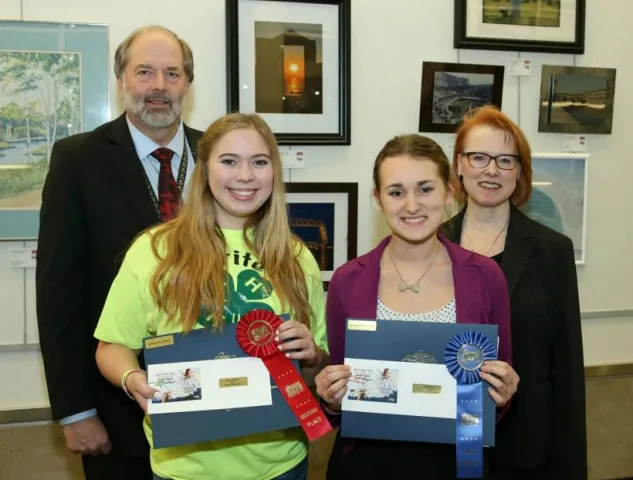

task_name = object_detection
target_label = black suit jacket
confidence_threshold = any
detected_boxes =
[35,113,203,456]
[442,205,587,479]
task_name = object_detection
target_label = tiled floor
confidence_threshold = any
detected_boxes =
[2,375,633,480]
[0,425,335,480]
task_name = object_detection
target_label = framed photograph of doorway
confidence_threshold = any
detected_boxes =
[225,0,352,146]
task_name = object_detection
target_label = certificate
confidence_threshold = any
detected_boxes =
[341,319,498,447]
[143,315,301,449]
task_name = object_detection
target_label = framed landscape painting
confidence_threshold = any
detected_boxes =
[0,20,110,240]
[418,61,504,133]
[454,0,586,54]
[225,0,351,145]
[538,65,616,135]
[285,182,358,290]
[521,153,588,265]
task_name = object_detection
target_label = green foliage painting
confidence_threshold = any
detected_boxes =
[0,50,81,209]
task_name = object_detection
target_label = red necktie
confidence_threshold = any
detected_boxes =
[151,147,180,222]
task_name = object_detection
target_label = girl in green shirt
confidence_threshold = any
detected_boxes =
[94,113,329,480]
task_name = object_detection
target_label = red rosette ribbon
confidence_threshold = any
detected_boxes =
[236,309,332,442]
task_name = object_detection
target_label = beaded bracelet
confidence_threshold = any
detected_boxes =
[121,368,145,400]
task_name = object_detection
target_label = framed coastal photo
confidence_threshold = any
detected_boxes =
[0,20,110,241]
[538,65,616,135]
[521,153,588,265]
[225,0,351,146]
[454,0,586,54]
[418,61,505,134]
[285,182,358,290]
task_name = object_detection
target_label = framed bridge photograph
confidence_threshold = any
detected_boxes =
[285,182,357,290]
[418,61,505,134]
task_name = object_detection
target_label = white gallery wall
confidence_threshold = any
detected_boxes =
[0,0,632,411]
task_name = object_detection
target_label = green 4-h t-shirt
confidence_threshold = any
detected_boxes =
[94,228,328,480]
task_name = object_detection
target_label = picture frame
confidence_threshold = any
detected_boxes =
[0,20,111,241]
[538,65,617,135]
[418,61,505,134]
[454,0,586,54]
[521,152,589,265]
[285,182,358,290]
[225,0,351,146]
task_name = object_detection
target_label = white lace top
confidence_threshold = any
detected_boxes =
[376,298,457,323]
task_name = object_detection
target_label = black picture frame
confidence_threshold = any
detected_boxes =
[418,61,505,134]
[454,0,586,54]
[285,182,358,290]
[225,0,351,146]
[538,65,617,135]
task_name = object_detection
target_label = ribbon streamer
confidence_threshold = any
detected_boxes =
[444,331,497,479]
[236,309,332,441]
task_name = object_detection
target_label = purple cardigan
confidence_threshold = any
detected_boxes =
[324,233,513,425]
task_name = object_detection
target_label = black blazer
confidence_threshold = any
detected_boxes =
[442,205,587,479]
[35,113,203,456]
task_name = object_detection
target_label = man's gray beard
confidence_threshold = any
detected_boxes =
[124,94,184,128]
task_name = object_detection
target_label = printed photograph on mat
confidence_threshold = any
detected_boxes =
[348,367,399,404]
[538,65,616,134]
[0,51,80,210]
[254,21,323,115]
[418,62,504,134]
[288,202,335,272]
[521,153,588,265]
[0,20,110,240]
[454,0,585,54]
[482,0,560,27]
[226,0,351,145]
[150,366,203,404]
[285,182,357,290]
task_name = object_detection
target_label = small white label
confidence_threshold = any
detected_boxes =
[562,134,588,152]
[9,248,37,268]
[280,149,306,168]
[507,59,532,76]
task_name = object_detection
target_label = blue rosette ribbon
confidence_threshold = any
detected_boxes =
[444,330,496,479]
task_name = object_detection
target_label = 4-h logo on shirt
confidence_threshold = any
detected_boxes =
[196,269,275,328]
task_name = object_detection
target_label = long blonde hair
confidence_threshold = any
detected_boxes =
[147,113,312,332]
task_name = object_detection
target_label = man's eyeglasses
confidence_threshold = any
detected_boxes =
[461,152,520,170]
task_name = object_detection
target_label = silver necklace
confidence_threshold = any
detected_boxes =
[463,216,509,256]
[388,241,440,293]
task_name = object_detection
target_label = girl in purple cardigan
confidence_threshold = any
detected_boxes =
[315,134,518,479]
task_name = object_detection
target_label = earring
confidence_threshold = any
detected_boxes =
[458,174,463,182]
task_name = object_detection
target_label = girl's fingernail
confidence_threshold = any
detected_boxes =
[274,336,279,342]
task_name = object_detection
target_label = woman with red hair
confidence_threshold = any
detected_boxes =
[442,105,587,479]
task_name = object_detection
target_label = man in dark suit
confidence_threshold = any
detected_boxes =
[35,25,203,479]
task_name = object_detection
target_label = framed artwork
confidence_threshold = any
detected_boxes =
[538,65,616,135]
[225,0,351,146]
[285,182,358,290]
[521,153,588,265]
[418,61,505,134]
[454,0,585,54]
[0,20,110,241]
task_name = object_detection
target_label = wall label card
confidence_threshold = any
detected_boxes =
[507,59,532,76]
[9,248,37,268]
